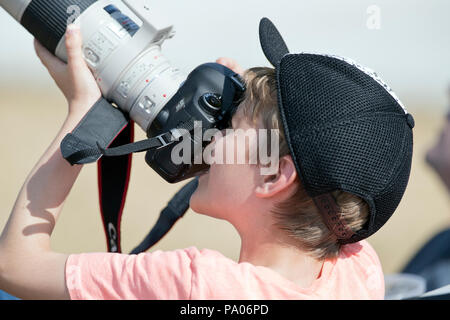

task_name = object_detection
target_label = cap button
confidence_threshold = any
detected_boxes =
[406,114,415,129]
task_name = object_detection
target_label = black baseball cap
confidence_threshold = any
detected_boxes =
[258,18,415,244]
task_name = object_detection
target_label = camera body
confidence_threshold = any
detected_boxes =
[1,0,246,183]
[147,63,245,183]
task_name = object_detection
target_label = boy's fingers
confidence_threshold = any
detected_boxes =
[216,57,233,66]
[216,57,245,75]
[65,24,85,69]
[34,39,65,71]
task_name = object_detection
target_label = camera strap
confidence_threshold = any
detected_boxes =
[61,98,130,165]
[97,131,179,157]
[59,98,132,253]
[98,129,196,254]
[60,99,194,253]
[131,177,199,254]
[97,127,197,254]
[97,121,134,253]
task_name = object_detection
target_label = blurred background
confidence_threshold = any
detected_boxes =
[0,0,449,275]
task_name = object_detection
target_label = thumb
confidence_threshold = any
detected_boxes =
[65,24,85,69]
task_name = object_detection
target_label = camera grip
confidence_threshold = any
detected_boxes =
[61,98,129,165]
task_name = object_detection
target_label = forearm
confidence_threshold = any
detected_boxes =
[0,108,87,256]
[0,26,104,299]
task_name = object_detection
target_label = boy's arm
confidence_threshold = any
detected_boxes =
[0,20,244,298]
[0,25,101,300]
[0,113,85,300]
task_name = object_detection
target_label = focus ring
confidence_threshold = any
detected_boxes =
[21,0,97,54]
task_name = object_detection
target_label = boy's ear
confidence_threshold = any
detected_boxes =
[255,156,297,198]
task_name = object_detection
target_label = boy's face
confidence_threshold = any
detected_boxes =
[190,107,264,223]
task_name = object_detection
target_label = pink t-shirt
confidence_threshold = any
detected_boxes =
[65,240,384,300]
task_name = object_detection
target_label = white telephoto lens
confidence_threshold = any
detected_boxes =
[0,0,186,133]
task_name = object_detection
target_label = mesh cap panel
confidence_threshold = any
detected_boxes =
[276,54,414,243]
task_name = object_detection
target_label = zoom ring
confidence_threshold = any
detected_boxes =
[21,0,97,54]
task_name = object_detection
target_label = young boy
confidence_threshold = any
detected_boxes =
[0,18,414,300]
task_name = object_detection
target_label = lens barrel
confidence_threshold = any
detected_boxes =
[21,0,97,54]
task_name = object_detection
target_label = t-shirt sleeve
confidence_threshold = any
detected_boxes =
[65,247,199,300]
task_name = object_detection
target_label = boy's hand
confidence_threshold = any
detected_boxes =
[216,57,245,76]
[34,24,101,117]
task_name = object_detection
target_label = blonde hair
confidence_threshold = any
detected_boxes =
[240,67,369,260]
